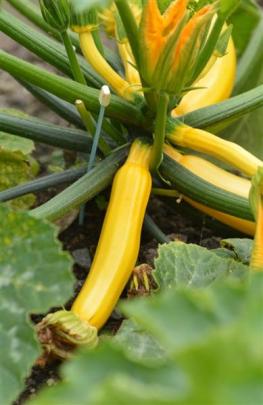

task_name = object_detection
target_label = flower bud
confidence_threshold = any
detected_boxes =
[39,0,70,32]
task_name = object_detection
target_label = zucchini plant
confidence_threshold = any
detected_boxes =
[0,0,262,403]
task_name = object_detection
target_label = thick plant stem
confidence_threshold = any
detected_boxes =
[61,30,86,85]
[30,146,128,221]
[8,0,58,37]
[150,92,169,172]
[0,50,146,126]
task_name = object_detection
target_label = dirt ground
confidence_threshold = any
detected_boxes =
[0,13,252,405]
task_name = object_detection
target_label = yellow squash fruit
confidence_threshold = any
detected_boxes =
[72,139,152,328]
[164,144,255,235]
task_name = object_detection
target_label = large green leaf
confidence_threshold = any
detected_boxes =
[29,273,263,405]
[29,341,185,405]
[0,205,74,405]
[153,241,248,290]
[113,320,166,364]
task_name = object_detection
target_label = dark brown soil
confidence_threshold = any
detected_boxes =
[0,25,249,405]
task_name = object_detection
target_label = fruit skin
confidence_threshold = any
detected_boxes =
[173,37,236,116]
[72,140,152,329]
[167,123,262,177]
[164,144,255,236]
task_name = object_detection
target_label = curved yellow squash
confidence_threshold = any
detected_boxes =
[164,144,255,235]
[173,37,236,116]
[72,140,152,329]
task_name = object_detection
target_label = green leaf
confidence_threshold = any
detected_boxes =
[221,238,253,264]
[0,205,74,405]
[153,241,248,290]
[113,320,167,364]
[30,273,263,405]
[29,342,185,405]
[0,132,34,155]
[122,281,247,356]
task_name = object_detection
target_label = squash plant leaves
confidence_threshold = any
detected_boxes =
[221,237,253,264]
[29,273,263,405]
[153,241,248,290]
[0,206,74,405]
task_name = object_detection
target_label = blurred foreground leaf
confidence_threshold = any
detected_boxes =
[30,273,263,405]
[0,206,74,405]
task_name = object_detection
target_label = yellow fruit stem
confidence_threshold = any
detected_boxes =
[173,33,236,116]
[167,125,262,177]
[164,144,255,235]
[72,140,152,328]
[75,28,137,101]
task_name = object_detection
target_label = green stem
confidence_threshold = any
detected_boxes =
[61,30,86,85]
[114,0,140,68]
[144,214,170,244]
[75,100,95,134]
[31,146,128,221]
[161,154,253,221]
[0,50,146,127]
[180,84,263,133]
[0,10,101,87]
[150,92,169,171]
[0,168,85,203]
[18,80,84,128]
[7,0,58,37]
[7,0,121,71]
[75,100,111,156]
[152,188,179,198]
[0,112,91,152]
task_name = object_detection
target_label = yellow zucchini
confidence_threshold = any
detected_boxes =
[38,140,152,355]
[72,139,152,328]
[167,124,263,177]
[184,198,255,236]
[164,145,250,197]
[164,144,255,235]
